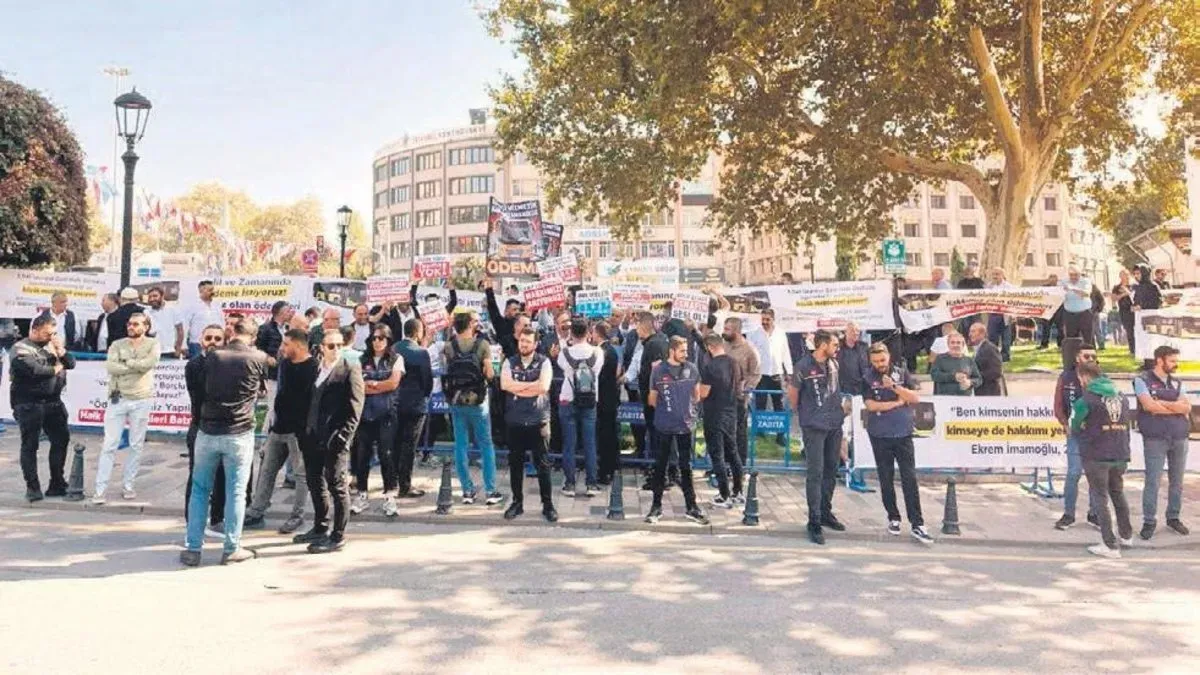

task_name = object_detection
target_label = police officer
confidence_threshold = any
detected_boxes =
[1071,361,1134,558]
[1053,342,1098,530]
[500,327,558,522]
[862,343,933,544]
[1134,345,1191,540]
[790,330,845,545]
[10,314,76,502]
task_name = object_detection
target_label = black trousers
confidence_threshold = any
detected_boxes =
[304,442,351,540]
[1064,309,1095,346]
[802,426,842,525]
[735,399,749,464]
[597,404,620,481]
[1084,460,1133,549]
[869,435,923,526]
[642,403,658,462]
[754,375,785,413]
[508,423,553,507]
[355,414,397,493]
[548,377,564,454]
[1121,314,1136,355]
[393,411,427,494]
[651,431,698,509]
[14,401,69,492]
[626,387,646,458]
[704,412,743,498]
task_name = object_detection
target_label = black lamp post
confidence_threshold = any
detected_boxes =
[113,88,152,288]
[337,205,352,278]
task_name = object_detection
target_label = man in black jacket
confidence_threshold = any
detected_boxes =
[255,300,291,427]
[594,322,623,485]
[294,327,365,554]
[10,314,76,502]
[84,293,120,353]
[393,318,433,498]
[183,324,229,531]
[635,312,669,486]
[107,287,144,344]
[968,323,1006,396]
[484,279,521,357]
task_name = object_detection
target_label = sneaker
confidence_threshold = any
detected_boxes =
[888,520,902,536]
[278,517,304,535]
[503,502,524,520]
[685,508,710,525]
[349,492,369,515]
[640,479,654,491]
[205,523,225,540]
[1054,515,1075,530]
[730,493,746,506]
[282,478,296,490]
[179,550,201,567]
[220,548,258,565]
[1086,512,1100,529]
[485,492,506,506]
[307,536,346,554]
[292,528,327,544]
[820,514,846,532]
[711,495,734,509]
[1140,521,1156,540]
[585,484,600,498]
[397,488,426,499]
[1120,536,1134,548]
[242,515,266,530]
[26,488,45,503]
[90,495,106,506]
[911,526,934,545]
[543,505,559,523]
[122,487,137,500]
[644,505,663,524]
[382,495,398,517]
[808,524,826,546]
[1167,519,1190,536]
[561,484,576,497]
[44,483,67,498]
[461,490,477,505]
[1087,543,1121,559]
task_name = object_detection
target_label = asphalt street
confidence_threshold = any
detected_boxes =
[1,507,1197,674]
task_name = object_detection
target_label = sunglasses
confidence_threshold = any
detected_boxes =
[371,335,389,342]
[322,343,342,350]
[202,336,223,343]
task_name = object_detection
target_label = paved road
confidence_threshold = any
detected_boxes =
[2,508,1197,674]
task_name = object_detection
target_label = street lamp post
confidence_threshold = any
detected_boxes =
[113,88,152,288]
[337,205,352,278]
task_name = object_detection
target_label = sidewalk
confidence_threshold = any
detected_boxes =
[1,428,1196,550]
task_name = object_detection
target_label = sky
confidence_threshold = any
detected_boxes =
[0,0,520,238]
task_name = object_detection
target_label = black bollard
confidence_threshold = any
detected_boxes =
[941,477,961,535]
[742,471,760,526]
[606,468,625,520]
[65,443,86,502]
[434,460,453,516]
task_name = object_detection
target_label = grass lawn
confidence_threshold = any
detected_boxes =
[916,343,1200,375]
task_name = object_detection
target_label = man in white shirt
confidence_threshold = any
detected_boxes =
[557,317,604,496]
[748,309,793,433]
[185,280,224,358]
[931,267,952,290]
[351,303,371,350]
[144,286,185,358]
[44,292,81,350]
[986,267,1015,361]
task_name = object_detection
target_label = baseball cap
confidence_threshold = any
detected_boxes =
[119,287,139,301]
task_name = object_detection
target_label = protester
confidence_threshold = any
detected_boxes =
[350,303,372,350]
[748,308,792,445]
[593,321,623,485]
[1112,270,1136,356]
[500,327,558,522]
[484,278,521,357]
[255,301,290,403]
[1090,284,1107,350]
[41,291,81,350]
[369,296,414,342]
[558,317,603,497]
[339,324,363,364]
[928,322,955,367]
[791,330,846,545]
[92,312,157,504]
[10,314,75,502]
[1134,345,1191,539]
[393,318,432,498]
[1071,361,1134,559]
[108,287,144,344]
[1039,273,1064,350]
[930,333,980,396]
[621,315,647,460]
[722,317,762,465]
[540,310,572,454]
[181,317,270,567]
[184,280,224,358]
[1054,343,1098,530]
[144,286,185,358]
[644,336,709,525]
[956,264,985,334]
[354,324,404,516]
[635,313,670,486]
[930,267,952,290]
[184,325,227,537]
[308,308,343,352]
[1060,265,1095,345]
[861,343,933,544]
[443,311,503,506]
[1154,267,1172,289]
[967,322,1005,396]
[85,293,120,353]
[1133,264,1161,312]
[698,333,745,508]
[242,328,317,534]
[837,322,869,397]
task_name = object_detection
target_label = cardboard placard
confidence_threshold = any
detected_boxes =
[670,290,710,323]
[418,299,450,332]
[412,255,453,282]
[575,289,612,318]
[366,274,411,304]
[523,278,567,312]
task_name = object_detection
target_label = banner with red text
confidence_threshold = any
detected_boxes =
[523,278,567,312]
[897,287,1064,333]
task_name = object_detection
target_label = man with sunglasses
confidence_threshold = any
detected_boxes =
[93,312,158,504]
[1054,342,1099,530]
[184,325,228,538]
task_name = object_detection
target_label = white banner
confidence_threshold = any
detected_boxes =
[0,269,116,318]
[1134,288,1200,361]
[596,258,680,288]
[671,291,710,323]
[897,287,1065,333]
[536,254,581,285]
[765,281,897,332]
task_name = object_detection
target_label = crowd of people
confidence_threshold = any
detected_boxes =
[4,261,1191,564]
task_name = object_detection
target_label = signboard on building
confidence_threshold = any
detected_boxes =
[882,238,906,275]
[679,267,725,285]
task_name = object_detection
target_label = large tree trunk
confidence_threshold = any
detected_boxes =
[979,153,1046,284]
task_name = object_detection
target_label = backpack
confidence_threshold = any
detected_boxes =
[565,349,598,408]
[443,338,487,405]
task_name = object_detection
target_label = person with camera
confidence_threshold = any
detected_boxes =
[10,314,76,502]
[93,312,158,504]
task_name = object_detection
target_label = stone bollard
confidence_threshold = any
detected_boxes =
[742,471,761,526]
[606,469,625,520]
[65,443,86,502]
[434,460,453,516]
[941,477,961,536]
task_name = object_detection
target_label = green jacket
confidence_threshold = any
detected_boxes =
[1070,375,1118,434]
[929,354,982,396]
[106,337,159,400]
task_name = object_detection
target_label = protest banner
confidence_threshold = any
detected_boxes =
[896,287,1064,333]
[486,198,545,277]
[764,280,897,332]
[541,222,563,260]
[596,258,680,288]
[418,299,450,332]
[1135,289,1200,360]
[0,269,115,318]
[412,255,453,282]
[536,254,581,285]
[575,289,612,318]
[366,274,411,304]
[611,284,652,311]
[203,275,296,320]
[523,278,567,312]
[671,290,710,323]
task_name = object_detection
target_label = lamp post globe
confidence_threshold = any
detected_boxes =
[113,88,152,288]
[337,205,352,278]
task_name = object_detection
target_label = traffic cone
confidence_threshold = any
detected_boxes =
[742,471,760,526]
[606,469,625,520]
[434,460,453,515]
[941,477,961,535]
[64,443,86,502]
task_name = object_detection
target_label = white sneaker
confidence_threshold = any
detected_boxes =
[911,526,935,545]
[122,487,137,500]
[90,495,106,506]
[349,492,369,515]
[1088,543,1121,559]
[382,495,398,517]
[710,495,733,509]
[205,523,224,540]
[1119,536,1134,548]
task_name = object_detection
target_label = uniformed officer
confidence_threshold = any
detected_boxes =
[790,330,845,545]
[1133,345,1191,540]
[10,314,76,502]
[500,327,558,522]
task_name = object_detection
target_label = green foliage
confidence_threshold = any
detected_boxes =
[451,256,486,290]
[0,75,89,267]
[834,231,858,281]
[950,247,965,284]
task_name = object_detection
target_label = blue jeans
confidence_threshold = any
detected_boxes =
[450,403,496,495]
[1061,435,1093,519]
[1143,436,1188,523]
[559,403,598,486]
[186,430,255,554]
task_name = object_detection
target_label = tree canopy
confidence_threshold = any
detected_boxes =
[0,75,90,267]
[487,0,1198,280]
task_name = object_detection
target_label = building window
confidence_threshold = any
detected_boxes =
[1044,196,1057,211]
[415,152,441,172]
[959,195,975,210]
[905,193,921,208]
[388,241,410,259]
[448,205,489,225]
[933,252,950,267]
[681,240,713,257]
[1025,252,1035,267]
[374,191,387,208]
[417,238,443,256]
[905,252,923,266]
[416,180,441,199]
[597,242,612,258]
[1045,224,1059,239]
[416,209,441,228]
[447,235,487,254]
[390,157,410,177]
[966,252,979,266]
[1046,252,1062,267]
[903,222,920,238]
[447,146,495,166]
[513,152,528,165]
[448,175,495,195]
[961,223,977,238]
[512,179,540,197]
[931,223,948,238]
[617,242,635,258]
[390,213,410,231]
[374,165,387,182]
[641,241,675,258]
[389,186,410,205]
[930,194,947,209]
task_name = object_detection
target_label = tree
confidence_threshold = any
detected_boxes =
[834,231,858,281]
[314,210,371,279]
[487,1,1198,282]
[0,75,90,267]
[166,182,261,258]
[950,247,966,285]
[450,255,487,290]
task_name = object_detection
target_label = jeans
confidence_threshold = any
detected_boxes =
[597,405,620,482]
[508,423,553,507]
[870,435,923,526]
[95,397,153,495]
[14,401,70,492]
[1083,460,1133,549]
[651,431,698,510]
[451,402,496,495]
[1143,436,1188,523]
[185,423,226,526]
[704,413,743,498]
[247,432,308,520]
[303,442,351,540]
[185,431,255,554]
[559,403,598,487]
[1061,435,1094,519]
[1095,314,1107,350]
[355,414,398,493]
[802,426,842,525]
[393,412,427,494]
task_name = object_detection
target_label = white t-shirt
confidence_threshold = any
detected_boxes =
[186,300,225,343]
[353,322,371,350]
[145,305,182,354]
[557,342,604,403]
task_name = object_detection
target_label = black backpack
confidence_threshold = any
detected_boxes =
[443,338,487,405]
[565,349,598,408]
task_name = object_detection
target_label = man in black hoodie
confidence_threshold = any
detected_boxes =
[10,314,76,502]
[1072,361,1133,559]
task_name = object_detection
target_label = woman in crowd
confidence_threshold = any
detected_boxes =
[352,324,404,517]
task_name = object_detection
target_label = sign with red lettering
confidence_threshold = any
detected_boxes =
[536,254,581,285]
[366,274,411,304]
[418,299,450,332]
[412,255,452,281]
[523,278,567,312]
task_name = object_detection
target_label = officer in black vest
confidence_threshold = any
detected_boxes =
[1072,361,1134,559]
[1134,345,1191,539]
[500,327,558,522]
[790,330,846,546]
